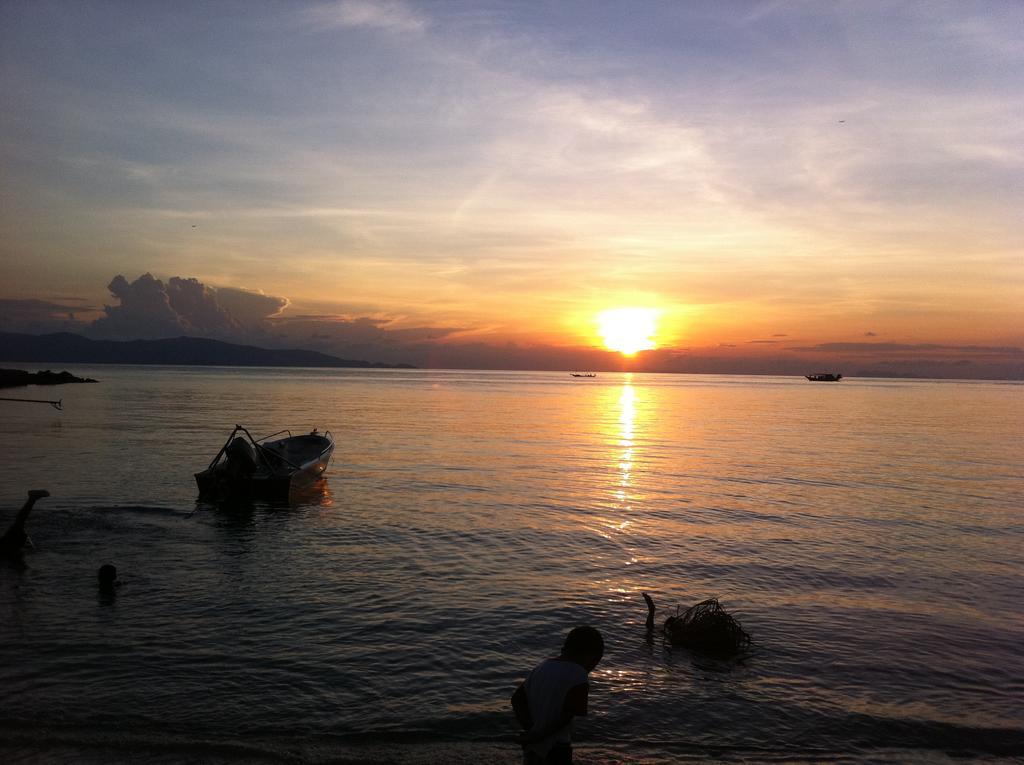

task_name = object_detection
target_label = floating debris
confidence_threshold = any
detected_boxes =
[645,593,752,657]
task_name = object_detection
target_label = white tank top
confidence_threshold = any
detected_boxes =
[523,658,589,756]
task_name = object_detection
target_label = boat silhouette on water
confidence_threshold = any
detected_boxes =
[195,425,334,498]
[570,372,597,378]
[805,373,843,382]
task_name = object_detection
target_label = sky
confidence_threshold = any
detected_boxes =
[1,0,1022,377]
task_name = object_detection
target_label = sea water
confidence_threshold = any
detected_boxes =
[1,367,1021,763]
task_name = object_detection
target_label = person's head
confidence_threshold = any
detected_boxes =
[562,625,604,671]
[98,563,118,587]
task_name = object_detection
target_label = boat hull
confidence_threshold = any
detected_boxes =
[194,469,294,499]
[195,428,335,499]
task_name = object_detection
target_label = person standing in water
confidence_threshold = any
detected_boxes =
[0,490,49,555]
[511,625,604,765]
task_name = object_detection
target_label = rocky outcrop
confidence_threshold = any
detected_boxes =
[0,369,98,389]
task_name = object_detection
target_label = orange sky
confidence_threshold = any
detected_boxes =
[1,2,1022,377]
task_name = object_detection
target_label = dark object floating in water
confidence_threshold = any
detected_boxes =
[0,368,98,389]
[0,396,62,410]
[98,563,119,587]
[805,372,842,382]
[570,372,596,378]
[195,425,334,499]
[645,593,751,656]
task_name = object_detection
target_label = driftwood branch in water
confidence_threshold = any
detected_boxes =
[645,594,752,656]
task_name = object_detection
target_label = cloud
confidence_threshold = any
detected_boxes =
[0,298,93,334]
[270,313,463,362]
[214,287,289,327]
[864,331,878,337]
[304,0,426,33]
[79,273,461,364]
[747,339,780,344]
[791,342,1023,357]
[90,273,288,340]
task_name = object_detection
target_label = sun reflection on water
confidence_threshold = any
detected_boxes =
[618,376,636,496]
[599,377,639,559]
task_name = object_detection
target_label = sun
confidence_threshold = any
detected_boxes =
[597,308,659,355]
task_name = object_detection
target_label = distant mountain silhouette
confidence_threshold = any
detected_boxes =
[0,332,415,369]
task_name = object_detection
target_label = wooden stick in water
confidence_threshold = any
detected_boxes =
[0,397,62,410]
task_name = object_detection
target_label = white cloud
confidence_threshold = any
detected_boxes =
[304,0,426,33]
[91,273,288,340]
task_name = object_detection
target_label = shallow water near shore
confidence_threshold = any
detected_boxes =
[1,367,1022,763]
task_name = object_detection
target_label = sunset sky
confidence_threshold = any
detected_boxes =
[1,1,1021,376]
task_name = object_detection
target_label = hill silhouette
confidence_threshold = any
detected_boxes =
[0,332,413,369]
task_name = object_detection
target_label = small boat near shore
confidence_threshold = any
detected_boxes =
[805,373,843,382]
[570,372,597,378]
[195,425,334,498]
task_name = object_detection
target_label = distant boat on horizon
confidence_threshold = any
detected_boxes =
[805,373,843,382]
[570,372,597,378]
